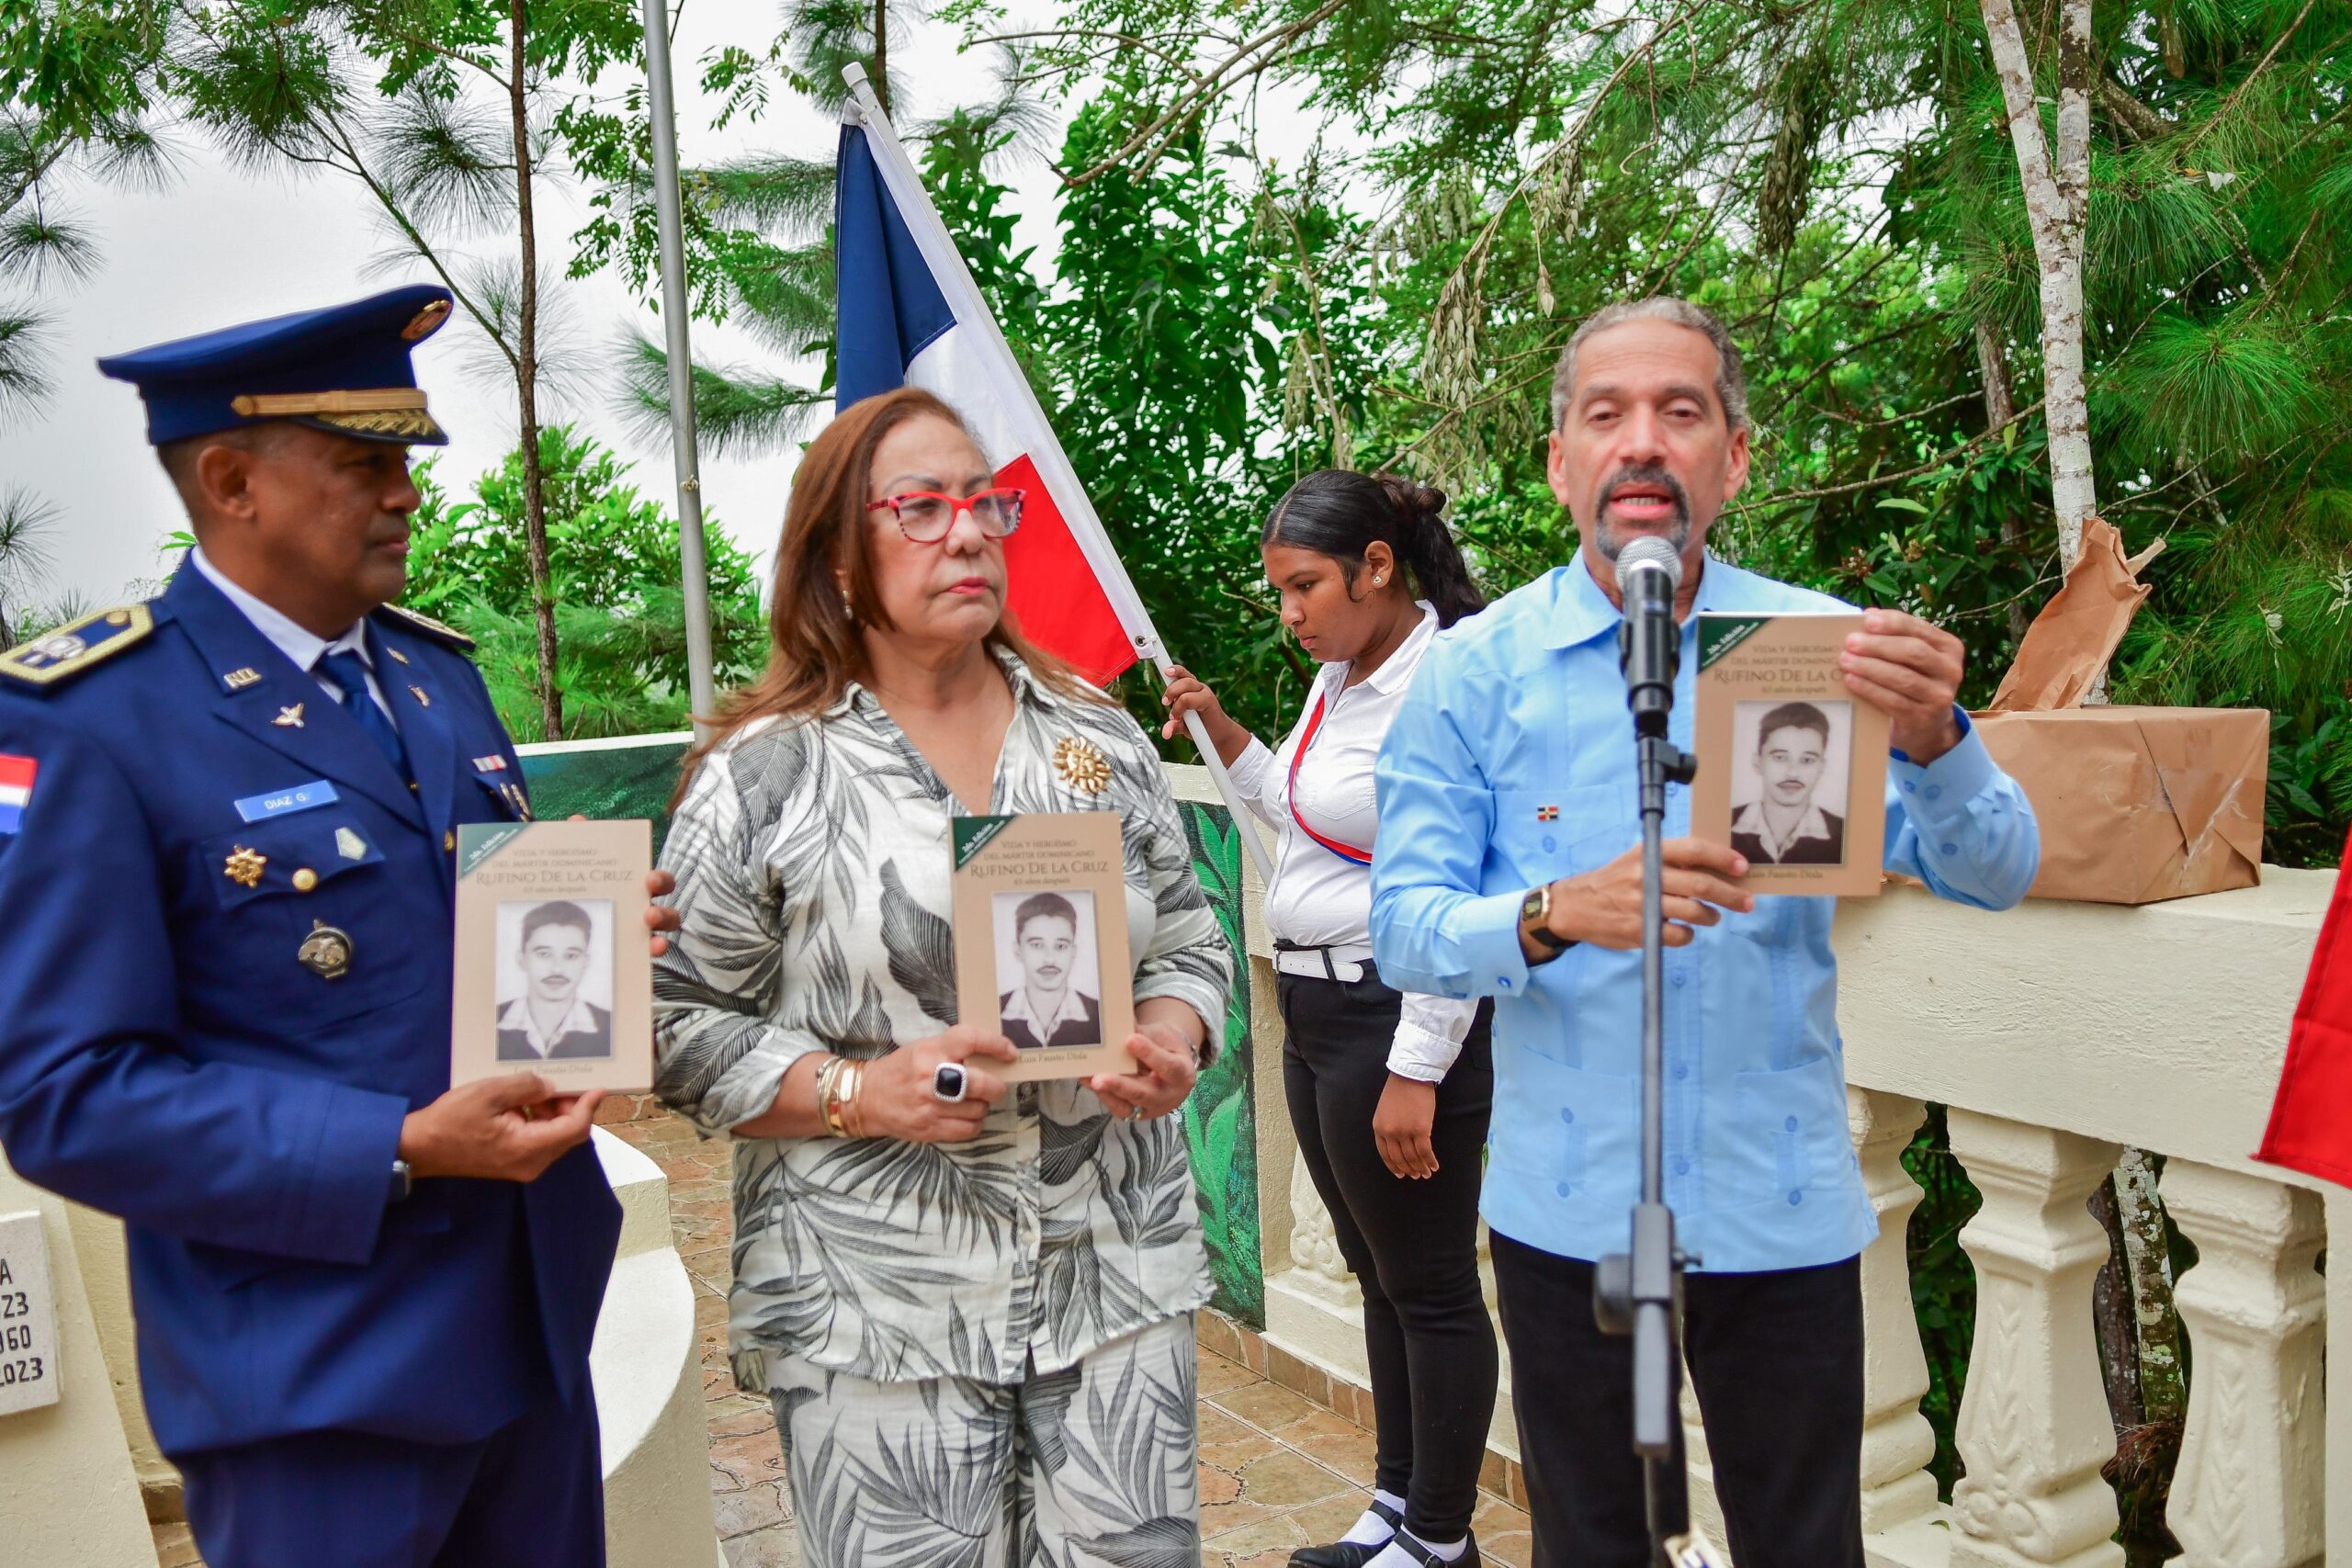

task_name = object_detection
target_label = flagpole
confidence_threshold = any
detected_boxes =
[643,0,718,734]
[841,65,1275,888]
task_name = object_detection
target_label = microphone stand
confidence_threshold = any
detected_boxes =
[1595,576,1723,1568]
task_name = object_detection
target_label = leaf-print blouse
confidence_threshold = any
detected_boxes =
[652,648,1233,1390]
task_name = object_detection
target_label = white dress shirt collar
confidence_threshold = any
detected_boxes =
[1352,603,1440,696]
[189,546,372,675]
[498,993,603,1055]
[1000,983,1093,1030]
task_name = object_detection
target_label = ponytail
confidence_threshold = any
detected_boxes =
[1262,468,1487,628]
[1374,476,1487,628]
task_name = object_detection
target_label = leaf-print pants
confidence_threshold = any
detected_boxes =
[767,1311,1204,1568]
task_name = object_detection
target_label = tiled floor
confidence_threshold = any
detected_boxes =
[1193,1346,1533,1567]
[152,1097,1532,1568]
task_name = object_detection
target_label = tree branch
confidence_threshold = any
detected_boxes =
[1726,400,2044,509]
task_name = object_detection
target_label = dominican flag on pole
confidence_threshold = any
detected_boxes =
[833,86,1137,686]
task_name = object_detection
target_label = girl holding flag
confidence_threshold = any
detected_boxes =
[1162,471,1496,1568]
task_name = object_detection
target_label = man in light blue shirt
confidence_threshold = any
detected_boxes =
[1369,298,2038,1568]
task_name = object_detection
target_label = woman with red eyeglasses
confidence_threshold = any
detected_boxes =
[1161,471,1495,1568]
[651,388,1231,1563]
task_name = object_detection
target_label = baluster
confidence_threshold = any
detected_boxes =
[2162,1160,2324,1568]
[1288,1146,1350,1285]
[1945,1111,2123,1568]
[1849,1087,1939,1534]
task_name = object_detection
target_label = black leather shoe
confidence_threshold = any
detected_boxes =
[1288,1499,1402,1567]
[1389,1534,1480,1568]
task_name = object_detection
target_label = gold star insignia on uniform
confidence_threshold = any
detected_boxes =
[273,703,305,728]
[409,685,430,707]
[223,668,262,691]
[224,846,266,888]
[1052,735,1113,795]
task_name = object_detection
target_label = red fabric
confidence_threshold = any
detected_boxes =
[2255,822,2352,1189]
[994,453,1136,687]
[1284,689,1374,864]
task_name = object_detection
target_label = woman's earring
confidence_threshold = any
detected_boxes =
[1373,574,1386,586]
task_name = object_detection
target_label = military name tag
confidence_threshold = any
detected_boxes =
[0,1211,61,1417]
[234,781,340,824]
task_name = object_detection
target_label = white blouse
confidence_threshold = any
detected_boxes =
[1227,604,1479,1082]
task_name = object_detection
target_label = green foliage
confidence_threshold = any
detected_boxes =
[401,425,768,741]
[1180,801,1264,1326]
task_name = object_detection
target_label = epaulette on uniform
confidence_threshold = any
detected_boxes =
[375,603,476,653]
[0,604,155,692]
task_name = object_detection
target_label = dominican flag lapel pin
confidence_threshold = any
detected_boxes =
[1536,805,1560,822]
[0,753,37,836]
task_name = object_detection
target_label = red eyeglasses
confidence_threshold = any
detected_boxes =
[865,486,1026,543]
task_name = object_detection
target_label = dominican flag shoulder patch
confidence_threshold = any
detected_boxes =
[0,753,37,836]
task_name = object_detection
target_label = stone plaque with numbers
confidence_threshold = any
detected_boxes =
[0,1210,60,1416]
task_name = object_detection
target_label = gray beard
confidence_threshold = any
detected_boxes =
[1594,516,1691,561]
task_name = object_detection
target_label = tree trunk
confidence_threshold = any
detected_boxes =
[1974,320,2032,647]
[1980,0,2098,571]
[873,0,889,116]
[508,0,562,741]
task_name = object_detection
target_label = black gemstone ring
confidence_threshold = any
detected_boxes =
[932,1063,968,1103]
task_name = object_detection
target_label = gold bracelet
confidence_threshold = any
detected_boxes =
[816,1055,852,1137]
[841,1059,868,1139]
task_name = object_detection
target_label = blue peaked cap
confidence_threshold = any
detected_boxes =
[96,284,455,447]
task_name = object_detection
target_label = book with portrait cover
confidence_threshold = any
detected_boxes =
[449,818,654,1091]
[1691,613,1889,897]
[951,812,1137,1082]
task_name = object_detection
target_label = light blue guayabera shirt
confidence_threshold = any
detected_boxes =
[1369,555,2040,1273]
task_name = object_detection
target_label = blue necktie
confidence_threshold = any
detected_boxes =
[317,649,410,779]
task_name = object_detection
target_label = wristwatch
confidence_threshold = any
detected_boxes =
[388,1157,413,1204]
[1520,885,1574,959]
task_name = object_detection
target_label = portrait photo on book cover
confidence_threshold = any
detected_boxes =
[1729,698,1856,867]
[494,897,616,1062]
[991,888,1104,1051]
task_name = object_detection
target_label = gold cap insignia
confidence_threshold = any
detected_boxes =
[1052,735,1114,795]
[401,299,452,341]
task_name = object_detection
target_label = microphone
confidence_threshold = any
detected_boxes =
[1614,537,1684,735]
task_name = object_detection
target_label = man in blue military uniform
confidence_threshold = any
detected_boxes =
[0,285,679,1565]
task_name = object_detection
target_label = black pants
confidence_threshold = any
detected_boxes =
[1280,966,1497,1540]
[1489,1232,1865,1568]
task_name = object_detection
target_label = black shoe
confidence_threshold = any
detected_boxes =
[1389,1533,1480,1568]
[1288,1499,1403,1568]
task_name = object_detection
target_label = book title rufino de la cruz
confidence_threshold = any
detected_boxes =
[450,819,654,1092]
[1691,613,1890,898]
[951,811,1137,1082]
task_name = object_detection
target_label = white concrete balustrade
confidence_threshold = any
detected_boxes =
[1169,765,2347,1568]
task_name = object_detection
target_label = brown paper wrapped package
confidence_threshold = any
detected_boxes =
[1970,518,2267,904]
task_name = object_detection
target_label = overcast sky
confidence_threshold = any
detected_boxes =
[2,0,1094,612]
